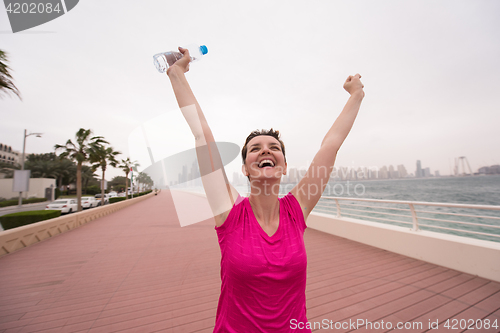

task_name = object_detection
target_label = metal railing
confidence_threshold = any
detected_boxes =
[314,196,500,243]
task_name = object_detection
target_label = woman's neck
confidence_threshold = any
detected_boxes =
[248,178,281,226]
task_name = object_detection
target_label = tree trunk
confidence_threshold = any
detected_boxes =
[77,162,82,212]
[84,177,89,194]
[101,169,106,206]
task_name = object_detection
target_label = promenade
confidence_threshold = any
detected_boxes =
[0,190,499,332]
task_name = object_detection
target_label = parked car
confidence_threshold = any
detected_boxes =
[81,196,98,209]
[108,191,118,198]
[45,199,78,214]
[94,193,109,205]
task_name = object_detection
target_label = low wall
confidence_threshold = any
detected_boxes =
[307,212,500,283]
[0,178,56,200]
[0,193,154,257]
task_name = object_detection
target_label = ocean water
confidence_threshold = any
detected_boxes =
[309,175,500,242]
[335,175,500,206]
[128,176,500,242]
[237,175,500,206]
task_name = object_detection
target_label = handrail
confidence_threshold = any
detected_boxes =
[321,196,500,210]
[315,196,500,242]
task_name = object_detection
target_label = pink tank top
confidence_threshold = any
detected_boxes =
[214,193,310,332]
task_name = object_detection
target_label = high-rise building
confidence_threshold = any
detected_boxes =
[357,166,371,180]
[388,165,400,179]
[416,160,422,178]
[288,168,298,183]
[379,166,389,179]
[397,165,408,178]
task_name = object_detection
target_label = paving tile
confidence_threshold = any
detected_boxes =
[0,190,499,333]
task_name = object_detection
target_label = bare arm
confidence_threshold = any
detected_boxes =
[291,74,364,220]
[167,48,238,226]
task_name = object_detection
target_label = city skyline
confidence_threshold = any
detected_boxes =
[3,139,498,186]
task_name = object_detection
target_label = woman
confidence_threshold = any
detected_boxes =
[167,47,364,332]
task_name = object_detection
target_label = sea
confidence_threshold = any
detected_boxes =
[234,175,500,243]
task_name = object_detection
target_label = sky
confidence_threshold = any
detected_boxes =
[1,0,499,184]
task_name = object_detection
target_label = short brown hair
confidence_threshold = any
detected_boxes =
[241,128,286,164]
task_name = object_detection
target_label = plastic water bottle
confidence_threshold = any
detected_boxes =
[153,44,208,73]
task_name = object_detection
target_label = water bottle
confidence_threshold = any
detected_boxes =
[153,44,208,73]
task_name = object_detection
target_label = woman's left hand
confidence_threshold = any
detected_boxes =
[167,47,191,75]
[343,74,365,98]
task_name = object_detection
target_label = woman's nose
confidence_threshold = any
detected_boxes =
[260,147,270,155]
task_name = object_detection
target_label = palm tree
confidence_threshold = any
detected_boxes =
[54,129,107,212]
[89,144,120,206]
[136,172,153,192]
[146,175,154,190]
[0,161,19,178]
[81,165,97,194]
[0,49,21,99]
[136,172,145,192]
[119,158,139,199]
[24,159,58,178]
[142,173,154,191]
[53,158,76,188]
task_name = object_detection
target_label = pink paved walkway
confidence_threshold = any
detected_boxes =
[0,191,499,333]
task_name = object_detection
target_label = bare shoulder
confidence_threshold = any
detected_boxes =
[213,186,241,228]
[214,211,230,228]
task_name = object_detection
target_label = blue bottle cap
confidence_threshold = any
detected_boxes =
[200,45,208,55]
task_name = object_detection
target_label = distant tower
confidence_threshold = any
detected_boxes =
[416,160,422,178]
[454,156,473,176]
[397,165,408,178]
[379,166,389,179]
[288,168,298,183]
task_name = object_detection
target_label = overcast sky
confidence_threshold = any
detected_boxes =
[1,0,499,183]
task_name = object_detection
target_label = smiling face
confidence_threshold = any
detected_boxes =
[242,135,287,181]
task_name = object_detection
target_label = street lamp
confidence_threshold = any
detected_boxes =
[18,129,43,207]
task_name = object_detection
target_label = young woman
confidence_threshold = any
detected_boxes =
[167,47,364,332]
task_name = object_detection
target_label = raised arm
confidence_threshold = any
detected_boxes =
[167,48,238,226]
[291,74,364,220]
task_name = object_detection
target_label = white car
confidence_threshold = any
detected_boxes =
[95,193,109,205]
[108,191,118,198]
[81,196,99,209]
[45,199,78,214]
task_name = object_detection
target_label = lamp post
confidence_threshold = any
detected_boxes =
[18,129,43,207]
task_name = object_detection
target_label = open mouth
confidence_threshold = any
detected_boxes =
[258,159,275,168]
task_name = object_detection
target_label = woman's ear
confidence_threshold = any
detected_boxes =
[242,164,249,177]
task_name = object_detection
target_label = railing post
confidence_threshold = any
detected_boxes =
[335,199,341,218]
[409,203,419,231]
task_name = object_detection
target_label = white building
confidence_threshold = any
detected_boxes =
[0,143,20,166]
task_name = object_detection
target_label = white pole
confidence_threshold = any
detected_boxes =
[18,129,27,207]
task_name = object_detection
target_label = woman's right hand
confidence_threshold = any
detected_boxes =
[167,47,191,75]
[343,74,365,98]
